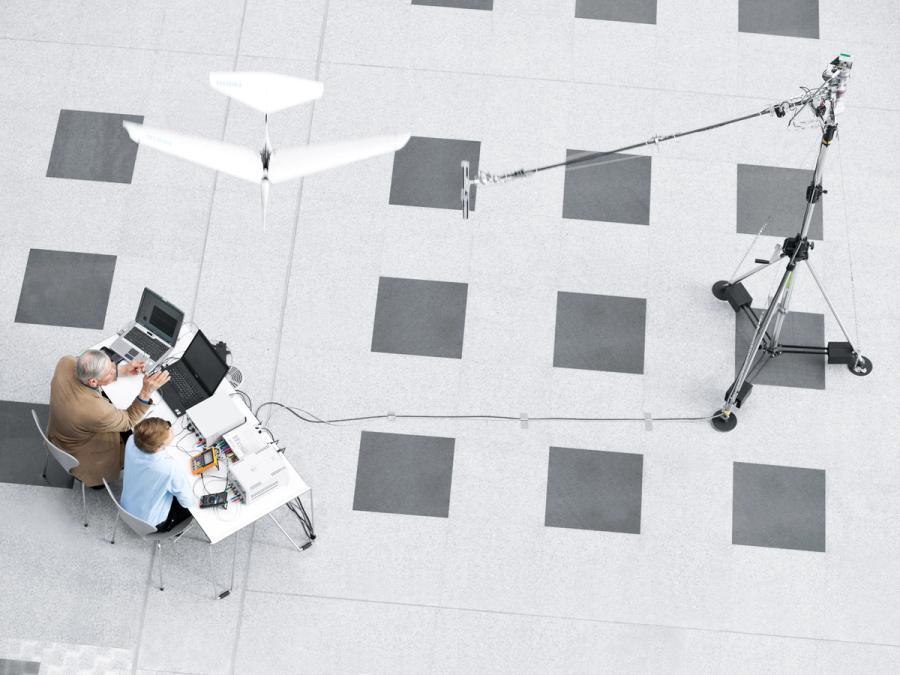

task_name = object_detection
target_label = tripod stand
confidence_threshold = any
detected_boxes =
[710,119,872,432]
[460,53,871,430]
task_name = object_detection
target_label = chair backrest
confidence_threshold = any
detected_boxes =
[31,409,79,474]
[102,479,158,538]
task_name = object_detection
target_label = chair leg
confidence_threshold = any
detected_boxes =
[110,512,120,544]
[81,481,88,528]
[156,541,164,591]
[41,450,49,481]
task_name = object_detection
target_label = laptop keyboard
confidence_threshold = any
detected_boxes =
[124,327,168,360]
[168,366,204,407]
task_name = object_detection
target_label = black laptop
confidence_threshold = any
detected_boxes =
[159,330,229,417]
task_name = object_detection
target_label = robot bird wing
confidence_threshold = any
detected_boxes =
[209,71,324,114]
[266,133,411,184]
[122,121,263,184]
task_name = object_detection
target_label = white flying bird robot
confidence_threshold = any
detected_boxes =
[123,71,410,226]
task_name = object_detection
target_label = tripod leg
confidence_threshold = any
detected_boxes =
[804,259,855,342]
[768,269,797,349]
[803,259,871,374]
[715,265,792,430]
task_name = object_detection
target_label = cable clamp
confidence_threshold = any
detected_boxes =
[520,413,529,429]
[387,411,396,422]
[644,412,653,431]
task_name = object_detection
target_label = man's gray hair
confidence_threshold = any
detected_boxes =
[76,349,111,385]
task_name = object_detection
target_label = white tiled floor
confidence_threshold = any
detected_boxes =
[2,0,900,673]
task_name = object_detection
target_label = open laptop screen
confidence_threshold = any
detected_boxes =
[181,330,228,395]
[136,288,184,346]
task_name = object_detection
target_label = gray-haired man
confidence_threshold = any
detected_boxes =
[47,350,170,487]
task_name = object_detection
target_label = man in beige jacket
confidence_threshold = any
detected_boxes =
[48,349,170,487]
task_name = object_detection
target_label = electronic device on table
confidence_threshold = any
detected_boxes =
[190,446,219,475]
[230,447,286,505]
[187,393,246,444]
[159,330,228,416]
[199,491,228,509]
[223,423,271,459]
[108,288,184,368]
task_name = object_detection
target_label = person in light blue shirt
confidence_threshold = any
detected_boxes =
[121,417,197,531]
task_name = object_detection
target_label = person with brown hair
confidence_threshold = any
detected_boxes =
[121,417,196,532]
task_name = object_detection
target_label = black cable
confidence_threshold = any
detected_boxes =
[500,108,774,182]
[236,389,252,408]
[230,389,252,409]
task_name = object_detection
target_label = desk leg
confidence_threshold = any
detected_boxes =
[227,530,238,596]
[267,511,308,553]
[207,534,238,600]
[297,493,316,541]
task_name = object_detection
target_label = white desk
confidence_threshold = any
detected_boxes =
[96,329,315,596]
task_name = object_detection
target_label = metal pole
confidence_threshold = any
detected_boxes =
[721,268,792,416]
[718,124,837,425]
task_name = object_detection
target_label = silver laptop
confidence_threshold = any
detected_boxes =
[108,288,185,369]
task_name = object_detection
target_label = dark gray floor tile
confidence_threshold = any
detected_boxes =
[353,431,455,518]
[0,402,73,488]
[15,249,117,329]
[371,277,468,359]
[389,136,480,211]
[0,659,41,675]
[546,447,643,534]
[412,0,493,9]
[737,164,823,240]
[554,291,646,374]
[739,0,819,38]
[47,109,144,183]
[735,309,825,389]
[575,0,657,24]
[563,149,651,224]
[733,462,826,552]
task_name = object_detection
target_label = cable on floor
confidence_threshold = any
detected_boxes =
[253,400,716,427]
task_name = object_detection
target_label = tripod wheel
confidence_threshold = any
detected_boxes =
[712,281,730,301]
[711,410,737,432]
[848,356,873,377]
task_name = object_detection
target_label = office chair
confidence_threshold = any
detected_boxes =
[103,479,193,592]
[32,409,89,527]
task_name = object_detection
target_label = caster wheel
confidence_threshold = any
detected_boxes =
[848,356,873,377]
[711,410,737,432]
[712,281,730,301]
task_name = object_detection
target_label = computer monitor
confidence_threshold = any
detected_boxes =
[135,288,184,346]
[181,330,228,395]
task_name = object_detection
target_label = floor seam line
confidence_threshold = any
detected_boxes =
[227,524,256,675]
[242,588,900,650]
[130,544,156,675]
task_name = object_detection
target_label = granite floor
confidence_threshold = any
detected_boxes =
[2,0,900,673]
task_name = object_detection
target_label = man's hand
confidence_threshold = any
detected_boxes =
[120,359,146,377]
[139,370,171,400]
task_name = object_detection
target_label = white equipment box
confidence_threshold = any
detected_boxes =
[223,423,271,460]
[187,393,246,443]
[230,447,286,504]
